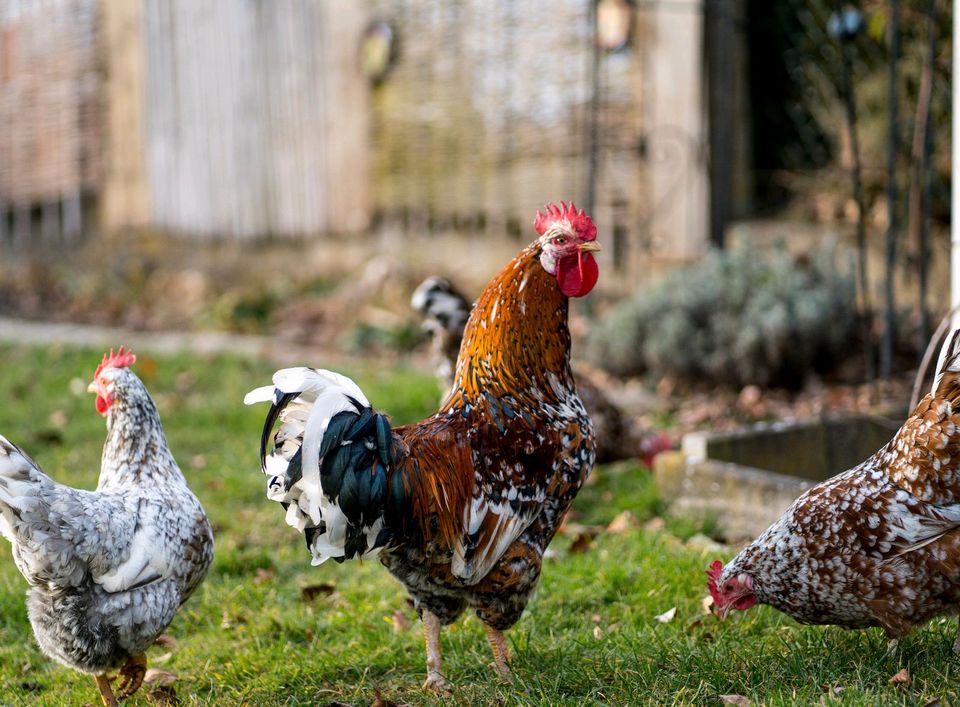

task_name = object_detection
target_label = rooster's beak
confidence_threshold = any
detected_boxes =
[715,603,731,621]
[86,381,97,394]
[578,242,602,253]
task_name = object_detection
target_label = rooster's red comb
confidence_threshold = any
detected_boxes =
[94,346,137,379]
[533,201,597,241]
[707,559,724,602]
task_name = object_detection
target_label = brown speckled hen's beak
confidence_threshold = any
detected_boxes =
[578,242,602,253]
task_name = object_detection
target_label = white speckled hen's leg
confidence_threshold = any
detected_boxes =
[484,624,511,676]
[94,674,117,707]
[421,609,452,694]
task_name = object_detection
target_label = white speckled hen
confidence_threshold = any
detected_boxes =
[0,348,213,706]
[709,329,960,653]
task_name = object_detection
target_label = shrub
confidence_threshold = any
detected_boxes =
[586,246,857,387]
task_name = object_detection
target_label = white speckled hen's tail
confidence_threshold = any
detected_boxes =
[0,435,51,544]
[245,368,398,566]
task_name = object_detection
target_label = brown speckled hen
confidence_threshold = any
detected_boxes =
[710,329,960,653]
[246,202,599,691]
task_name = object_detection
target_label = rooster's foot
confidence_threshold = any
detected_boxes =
[483,624,511,677]
[116,653,147,699]
[420,609,452,694]
[422,670,453,695]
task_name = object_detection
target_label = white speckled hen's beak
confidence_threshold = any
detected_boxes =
[86,381,98,394]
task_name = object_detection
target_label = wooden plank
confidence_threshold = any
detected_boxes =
[99,0,150,232]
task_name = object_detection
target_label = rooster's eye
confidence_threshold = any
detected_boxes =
[553,236,567,245]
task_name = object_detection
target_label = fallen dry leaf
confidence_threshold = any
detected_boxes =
[144,668,178,687]
[220,611,247,630]
[702,595,715,615]
[719,696,749,706]
[154,635,177,648]
[391,609,412,632]
[561,522,601,538]
[300,582,336,602]
[592,625,603,640]
[370,690,405,707]
[568,532,595,554]
[644,517,666,533]
[606,510,637,535]
[889,668,911,686]
[147,685,180,706]
[153,652,173,664]
[655,607,677,623]
[253,567,276,585]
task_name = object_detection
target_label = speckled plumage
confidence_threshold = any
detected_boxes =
[249,206,599,686]
[713,330,960,645]
[0,359,213,687]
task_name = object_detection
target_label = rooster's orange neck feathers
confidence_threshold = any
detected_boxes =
[441,244,573,411]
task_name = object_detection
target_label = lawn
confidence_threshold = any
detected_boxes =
[0,343,956,706]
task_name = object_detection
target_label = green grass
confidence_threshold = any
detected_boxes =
[0,344,957,705]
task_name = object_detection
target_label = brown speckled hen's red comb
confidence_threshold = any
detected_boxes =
[533,201,597,241]
[94,346,137,379]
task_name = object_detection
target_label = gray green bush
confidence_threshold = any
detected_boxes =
[587,247,857,387]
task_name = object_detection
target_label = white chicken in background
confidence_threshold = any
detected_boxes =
[0,348,213,706]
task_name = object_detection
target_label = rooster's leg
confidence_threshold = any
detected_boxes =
[116,653,147,699]
[483,624,511,676]
[885,638,899,657]
[421,609,452,693]
[94,674,118,707]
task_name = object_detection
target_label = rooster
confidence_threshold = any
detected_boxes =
[709,328,960,653]
[0,348,213,706]
[410,274,666,465]
[246,202,600,690]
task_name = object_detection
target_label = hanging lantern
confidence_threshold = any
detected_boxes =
[360,21,397,85]
[596,0,634,53]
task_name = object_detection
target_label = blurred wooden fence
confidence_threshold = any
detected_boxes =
[0,0,721,272]
[141,0,369,239]
[0,0,99,247]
